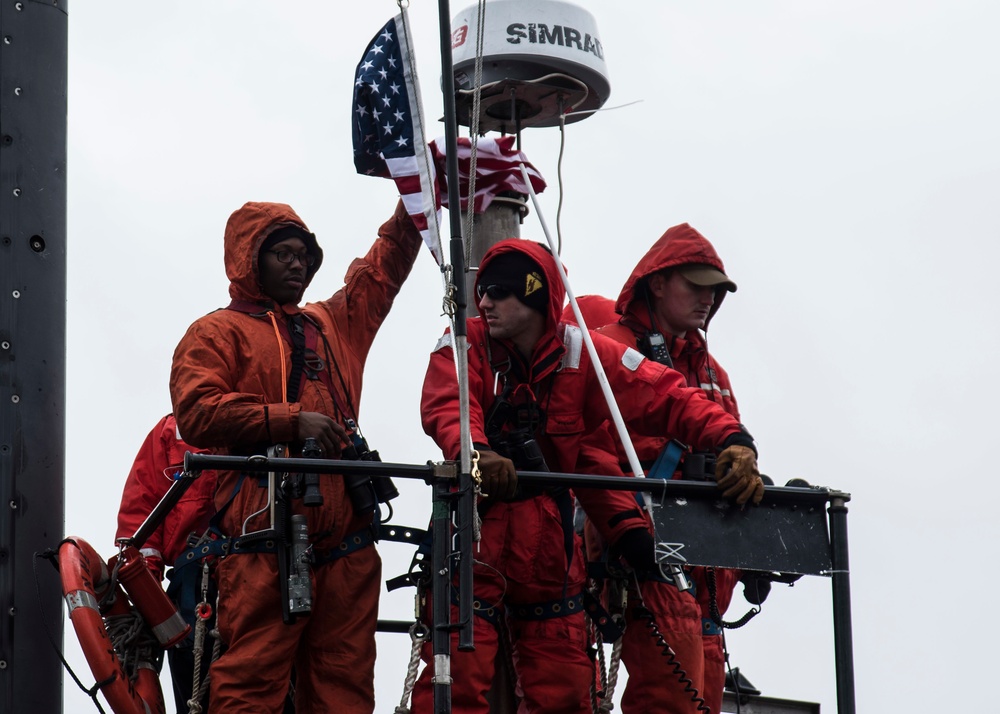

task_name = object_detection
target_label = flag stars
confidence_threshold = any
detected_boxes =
[353,19,419,181]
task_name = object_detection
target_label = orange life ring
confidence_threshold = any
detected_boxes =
[59,536,166,714]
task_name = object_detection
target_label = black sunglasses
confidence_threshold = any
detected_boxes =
[476,283,516,301]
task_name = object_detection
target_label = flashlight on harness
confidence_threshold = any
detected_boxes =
[287,514,313,616]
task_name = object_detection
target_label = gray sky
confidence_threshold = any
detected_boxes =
[65,1,1000,711]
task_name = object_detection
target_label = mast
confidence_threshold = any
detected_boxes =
[0,1,67,712]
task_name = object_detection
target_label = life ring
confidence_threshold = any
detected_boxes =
[59,536,166,714]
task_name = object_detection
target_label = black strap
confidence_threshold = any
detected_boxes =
[286,314,307,403]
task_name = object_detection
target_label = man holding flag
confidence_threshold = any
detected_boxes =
[170,192,422,713]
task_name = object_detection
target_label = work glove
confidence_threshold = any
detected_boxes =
[474,449,519,500]
[611,527,657,573]
[715,445,765,505]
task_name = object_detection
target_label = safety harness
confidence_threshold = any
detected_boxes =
[481,331,582,620]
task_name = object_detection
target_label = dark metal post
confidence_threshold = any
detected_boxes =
[828,496,856,714]
[0,1,67,712]
[436,0,478,698]
[435,1,470,709]
[430,479,454,714]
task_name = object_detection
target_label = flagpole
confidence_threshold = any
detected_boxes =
[434,1,475,712]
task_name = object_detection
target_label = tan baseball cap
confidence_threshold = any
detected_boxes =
[677,264,737,292]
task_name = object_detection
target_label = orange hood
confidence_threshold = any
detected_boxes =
[223,201,324,305]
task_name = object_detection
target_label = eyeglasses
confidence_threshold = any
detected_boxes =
[265,249,316,267]
[476,284,515,301]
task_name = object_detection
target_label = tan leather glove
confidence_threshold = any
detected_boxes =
[715,445,764,505]
[475,449,519,500]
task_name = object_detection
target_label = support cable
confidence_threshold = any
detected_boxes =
[517,164,690,590]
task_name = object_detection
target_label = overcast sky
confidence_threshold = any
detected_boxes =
[63,1,1000,712]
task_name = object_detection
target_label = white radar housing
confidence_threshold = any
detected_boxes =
[451,0,610,130]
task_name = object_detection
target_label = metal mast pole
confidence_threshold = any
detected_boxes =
[435,1,475,711]
[828,496,857,714]
[0,0,67,712]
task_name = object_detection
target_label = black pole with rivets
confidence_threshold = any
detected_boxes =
[0,1,67,712]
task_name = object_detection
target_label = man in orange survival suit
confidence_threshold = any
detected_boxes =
[115,414,217,714]
[413,239,763,713]
[573,223,763,714]
[170,199,421,713]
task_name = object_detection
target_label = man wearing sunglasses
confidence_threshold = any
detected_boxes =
[170,198,421,713]
[413,238,762,713]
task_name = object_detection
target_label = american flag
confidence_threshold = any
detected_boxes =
[429,135,547,213]
[353,15,441,262]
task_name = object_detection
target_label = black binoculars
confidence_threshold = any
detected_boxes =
[340,419,399,517]
[500,428,549,472]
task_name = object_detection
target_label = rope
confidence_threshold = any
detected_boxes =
[590,627,606,713]
[394,620,430,714]
[186,559,218,713]
[104,610,162,683]
[462,0,488,267]
[600,581,627,712]
[601,635,624,713]
[556,102,567,255]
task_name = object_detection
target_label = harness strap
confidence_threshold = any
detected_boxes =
[225,300,348,416]
[632,439,686,507]
[451,588,503,627]
[286,313,307,403]
[170,526,375,569]
[701,617,723,636]
[508,592,585,621]
[648,440,686,480]
[312,529,375,566]
[583,590,625,643]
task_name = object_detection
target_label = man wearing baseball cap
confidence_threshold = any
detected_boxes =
[587,222,756,714]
